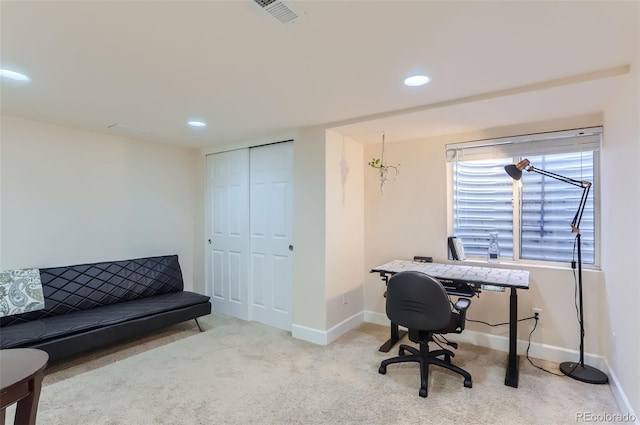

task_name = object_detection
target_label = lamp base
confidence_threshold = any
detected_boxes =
[560,362,608,384]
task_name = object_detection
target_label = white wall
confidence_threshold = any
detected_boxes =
[0,116,202,292]
[292,126,327,331]
[192,155,206,294]
[363,113,609,355]
[325,130,365,329]
[601,66,640,416]
[364,133,448,313]
[361,104,639,414]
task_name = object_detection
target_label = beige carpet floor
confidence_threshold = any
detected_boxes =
[10,313,621,424]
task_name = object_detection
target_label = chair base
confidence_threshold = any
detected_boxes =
[379,342,472,398]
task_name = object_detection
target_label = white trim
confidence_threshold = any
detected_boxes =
[327,311,365,344]
[363,310,607,369]
[606,360,639,424]
[291,323,328,345]
[364,310,392,327]
[296,310,635,420]
[292,311,364,345]
[364,310,640,418]
[299,309,635,421]
[200,131,298,156]
[445,126,602,162]
[447,329,607,370]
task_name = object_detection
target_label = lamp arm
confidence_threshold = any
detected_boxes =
[571,184,591,233]
[527,166,591,189]
[527,166,592,233]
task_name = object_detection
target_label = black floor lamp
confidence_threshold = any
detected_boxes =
[505,159,608,384]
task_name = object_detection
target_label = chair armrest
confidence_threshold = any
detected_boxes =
[453,297,471,332]
[454,297,471,312]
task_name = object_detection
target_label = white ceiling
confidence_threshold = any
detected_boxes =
[1,1,638,148]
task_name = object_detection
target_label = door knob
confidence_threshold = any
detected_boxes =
[289,245,293,251]
[208,239,212,244]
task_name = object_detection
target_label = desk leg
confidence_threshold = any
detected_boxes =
[505,287,520,388]
[378,322,407,353]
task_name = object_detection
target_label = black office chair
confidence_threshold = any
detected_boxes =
[378,270,472,398]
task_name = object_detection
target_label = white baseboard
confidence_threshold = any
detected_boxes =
[291,323,328,345]
[364,310,606,368]
[606,359,639,424]
[294,309,636,423]
[292,311,364,346]
[363,310,391,327]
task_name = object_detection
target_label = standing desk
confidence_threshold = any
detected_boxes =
[370,259,530,388]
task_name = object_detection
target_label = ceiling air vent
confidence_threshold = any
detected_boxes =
[249,0,305,26]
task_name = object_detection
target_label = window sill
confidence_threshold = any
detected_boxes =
[450,257,602,274]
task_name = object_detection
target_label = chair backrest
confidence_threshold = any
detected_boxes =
[385,271,451,331]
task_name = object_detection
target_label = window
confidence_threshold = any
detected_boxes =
[447,128,600,266]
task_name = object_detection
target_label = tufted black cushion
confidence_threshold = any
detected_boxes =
[0,255,211,360]
[1,255,183,326]
[0,291,209,349]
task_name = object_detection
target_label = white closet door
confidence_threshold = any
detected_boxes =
[249,141,293,331]
[206,149,250,320]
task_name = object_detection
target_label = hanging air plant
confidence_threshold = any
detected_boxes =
[368,132,399,194]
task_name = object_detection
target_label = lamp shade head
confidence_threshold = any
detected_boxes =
[504,159,531,181]
[504,164,523,180]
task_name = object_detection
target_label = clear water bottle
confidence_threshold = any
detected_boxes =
[487,231,500,263]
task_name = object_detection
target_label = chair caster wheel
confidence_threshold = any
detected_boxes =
[379,366,386,375]
[419,388,428,398]
[464,379,472,388]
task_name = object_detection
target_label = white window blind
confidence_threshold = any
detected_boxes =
[447,127,600,265]
[452,158,515,259]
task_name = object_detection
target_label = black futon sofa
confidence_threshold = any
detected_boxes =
[0,255,211,361]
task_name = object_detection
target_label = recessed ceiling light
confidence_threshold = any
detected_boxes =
[404,75,430,87]
[0,68,30,81]
[188,120,207,127]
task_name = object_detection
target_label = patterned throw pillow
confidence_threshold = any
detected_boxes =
[0,268,45,318]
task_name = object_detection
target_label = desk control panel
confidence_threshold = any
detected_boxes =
[438,278,481,297]
[481,284,505,292]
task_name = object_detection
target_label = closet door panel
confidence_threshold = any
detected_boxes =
[249,142,293,331]
[206,149,250,320]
